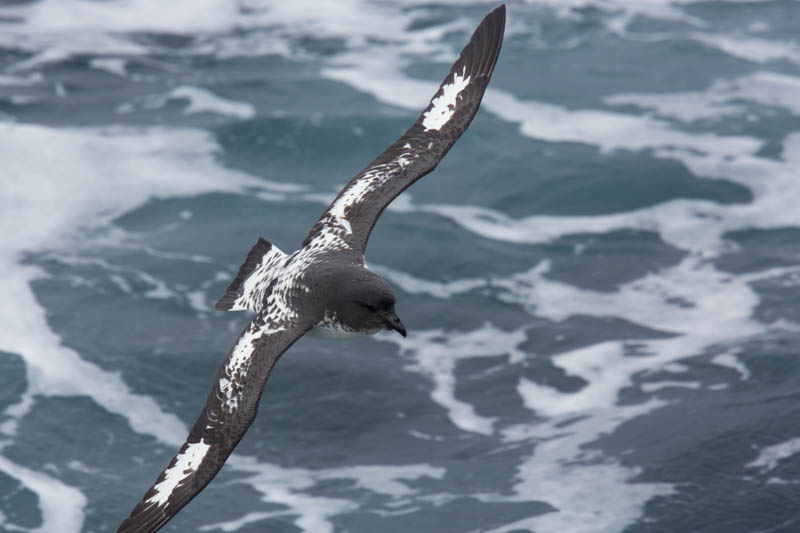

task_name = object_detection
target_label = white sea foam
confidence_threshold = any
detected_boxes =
[316,464,445,498]
[45,253,219,314]
[186,290,209,313]
[747,438,800,473]
[380,324,527,435]
[0,72,43,86]
[166,86,256,120]
[690,32,800,65]
[67,460,99,475]
[607,71,800,122]
[206,456,444,533]
[6,94,37,105]
[711,351,751,381]
[640,380,701,392]
[486,89,762,155]
[117,86,256,119]
[0,451,86,532]
[499,385,674,533]
[372,264,485,299]
[89,58,128,77]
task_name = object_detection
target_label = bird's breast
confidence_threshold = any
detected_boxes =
[309,311,380,340]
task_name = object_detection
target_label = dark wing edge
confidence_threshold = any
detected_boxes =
[302,5,506,253]
[117,316,310,533]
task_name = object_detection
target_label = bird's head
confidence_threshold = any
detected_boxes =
[347,273,406,337]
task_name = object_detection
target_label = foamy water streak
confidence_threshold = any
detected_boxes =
[747,438,800,473]
[381,324,528,435]
[607,71,800,122]
[0,450,86,533]
[212,458,445,533]
[117,86,257,119]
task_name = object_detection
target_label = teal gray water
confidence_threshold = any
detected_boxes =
[1,1,800,532]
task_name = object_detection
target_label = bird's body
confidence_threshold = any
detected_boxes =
[119,6,505,532]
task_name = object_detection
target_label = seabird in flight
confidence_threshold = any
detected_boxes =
[119,6,505,531]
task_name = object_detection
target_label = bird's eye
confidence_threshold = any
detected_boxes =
[357,301,376,312]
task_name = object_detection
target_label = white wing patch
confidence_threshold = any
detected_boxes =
[328,175,380,222]
[219,319,287,413]
[338,217,353,235]
[228,245,288,313]
[313,151,417,250]
[146,439,211,507]
[422,66,471,131]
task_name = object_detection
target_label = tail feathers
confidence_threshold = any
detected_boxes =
[215,237,287,312]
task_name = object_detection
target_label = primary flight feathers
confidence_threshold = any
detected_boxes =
[119,6,505,532]
[303,5,505,253]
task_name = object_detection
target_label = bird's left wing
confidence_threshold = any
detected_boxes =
[303,5,505,254]
[118,312,311,533]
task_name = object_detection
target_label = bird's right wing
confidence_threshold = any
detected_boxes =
[302,5,505,254]
[118,312,311,533]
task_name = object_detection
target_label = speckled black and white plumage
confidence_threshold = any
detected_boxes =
[303,6,505,255]
[118,6,504,532]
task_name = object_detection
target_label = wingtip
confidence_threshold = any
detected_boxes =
[466,4,506,81]
[485,4,507,28]
[214,297,235,311]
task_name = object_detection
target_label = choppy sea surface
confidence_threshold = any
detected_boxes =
[2,1,800,531]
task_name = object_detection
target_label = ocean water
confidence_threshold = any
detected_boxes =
[1,0,800,531]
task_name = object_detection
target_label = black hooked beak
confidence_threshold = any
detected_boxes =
[380,310,407,337]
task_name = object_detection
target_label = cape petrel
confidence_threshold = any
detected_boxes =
[119,6,505,532]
